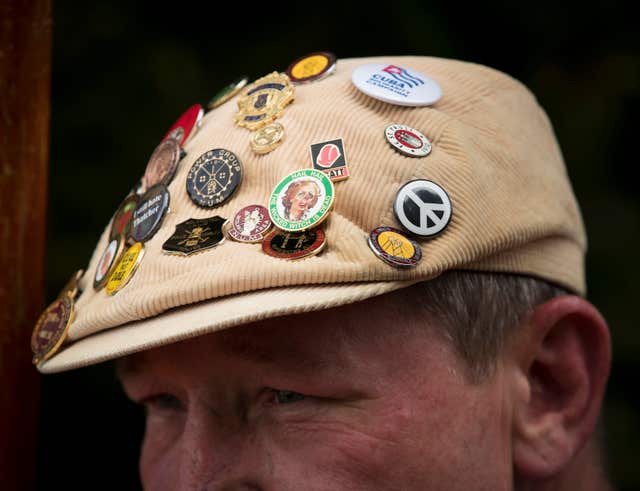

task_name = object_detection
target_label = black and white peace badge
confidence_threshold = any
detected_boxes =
[393,180,452,238]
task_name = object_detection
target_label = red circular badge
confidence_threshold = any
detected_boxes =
[31,296,75,364]
[163,104,204,146]
[228,205,272,243]
[262,228,326,260]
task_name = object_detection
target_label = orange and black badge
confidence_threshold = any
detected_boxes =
[286,51,337,84]
[309,138,349,182]
[162,216,227,255]
[31,295,75,365]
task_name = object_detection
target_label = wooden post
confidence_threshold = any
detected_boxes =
[0,1,52,489]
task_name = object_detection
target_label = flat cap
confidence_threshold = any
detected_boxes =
[36,55,586,373]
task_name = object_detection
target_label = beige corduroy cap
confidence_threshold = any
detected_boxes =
[36,55,586,374]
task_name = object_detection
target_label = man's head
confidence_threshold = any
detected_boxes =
[118,272,611,490]
[33,55,612,489]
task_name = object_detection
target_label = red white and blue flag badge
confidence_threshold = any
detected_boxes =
[351,63,442,107]
[309,138,349,182]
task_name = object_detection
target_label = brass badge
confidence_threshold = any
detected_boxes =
[31,295,75,365]
[250,122,285,154]
[162,216,227,255]
[234,72,295,131]
[262,228,326,260]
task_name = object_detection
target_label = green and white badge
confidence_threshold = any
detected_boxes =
[269,169,334,232]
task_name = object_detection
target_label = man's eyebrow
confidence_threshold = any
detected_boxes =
[220,332,334,372]
[115,356,147,379]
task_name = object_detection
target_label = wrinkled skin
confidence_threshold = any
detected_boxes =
[118,291,610,491]
[119,293,514,491]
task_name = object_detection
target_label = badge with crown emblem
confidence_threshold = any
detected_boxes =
[234,72,295,131]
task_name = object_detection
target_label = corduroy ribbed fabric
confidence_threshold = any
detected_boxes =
[39,56,586,373]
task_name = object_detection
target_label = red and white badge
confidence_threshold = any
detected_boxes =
[309,138,349,182]
[228,205,272,243]
[385,124,432,157]
[163,104,204,146]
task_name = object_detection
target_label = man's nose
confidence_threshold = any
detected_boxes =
[177,408,267,491]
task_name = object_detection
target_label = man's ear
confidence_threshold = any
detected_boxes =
[511,295,611,480]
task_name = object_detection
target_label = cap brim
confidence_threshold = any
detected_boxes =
[39,280,420,374]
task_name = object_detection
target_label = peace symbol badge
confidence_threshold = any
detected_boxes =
[394,180,452,238]
[234,72,295,131]
[186,149,243,208]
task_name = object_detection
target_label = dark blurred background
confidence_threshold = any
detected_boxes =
[38,1,638,489]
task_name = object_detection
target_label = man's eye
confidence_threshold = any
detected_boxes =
[274,390,306,404]
[142,393,183,411]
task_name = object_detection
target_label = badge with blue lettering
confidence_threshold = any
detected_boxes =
[351,63,442,107]
[234,72,295,131]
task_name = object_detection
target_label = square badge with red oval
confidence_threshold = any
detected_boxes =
[309,138,349,182]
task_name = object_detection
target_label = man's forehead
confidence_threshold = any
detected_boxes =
[116,295,412,377]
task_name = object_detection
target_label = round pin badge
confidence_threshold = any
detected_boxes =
[129,184,171,243]
[368,226,422,268]
[186,148,243,208]
[286,51,337,85]
[142,138,182,190]
[269,169,334,232]
[393,180,452,238]
[110,194,139,241]
[385,124,432,157]
[94,235,125,290]
[106,242,145,295]
[352,63,442,107]
[228,205,272,243]
[31,295,75,365]
[207,76,249,110]
[262,227,326,260]
[163,104,204,147]
[250,122,285,154]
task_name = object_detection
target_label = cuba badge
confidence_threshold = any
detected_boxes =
[234,72,295,131]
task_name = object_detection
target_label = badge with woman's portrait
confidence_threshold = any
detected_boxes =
[269,169,334,232]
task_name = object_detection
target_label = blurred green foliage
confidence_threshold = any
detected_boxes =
[39,1,638,489]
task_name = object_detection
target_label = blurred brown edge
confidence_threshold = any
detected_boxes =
[0,1,52,489]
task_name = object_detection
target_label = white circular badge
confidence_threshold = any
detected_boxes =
[385,124,432,157]
[351,63,442,107]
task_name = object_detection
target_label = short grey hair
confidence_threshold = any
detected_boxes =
[408,271,570,381]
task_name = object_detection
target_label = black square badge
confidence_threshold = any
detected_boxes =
[309,138,349,182]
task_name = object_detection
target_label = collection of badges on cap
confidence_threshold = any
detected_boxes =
[31,52,453,365]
